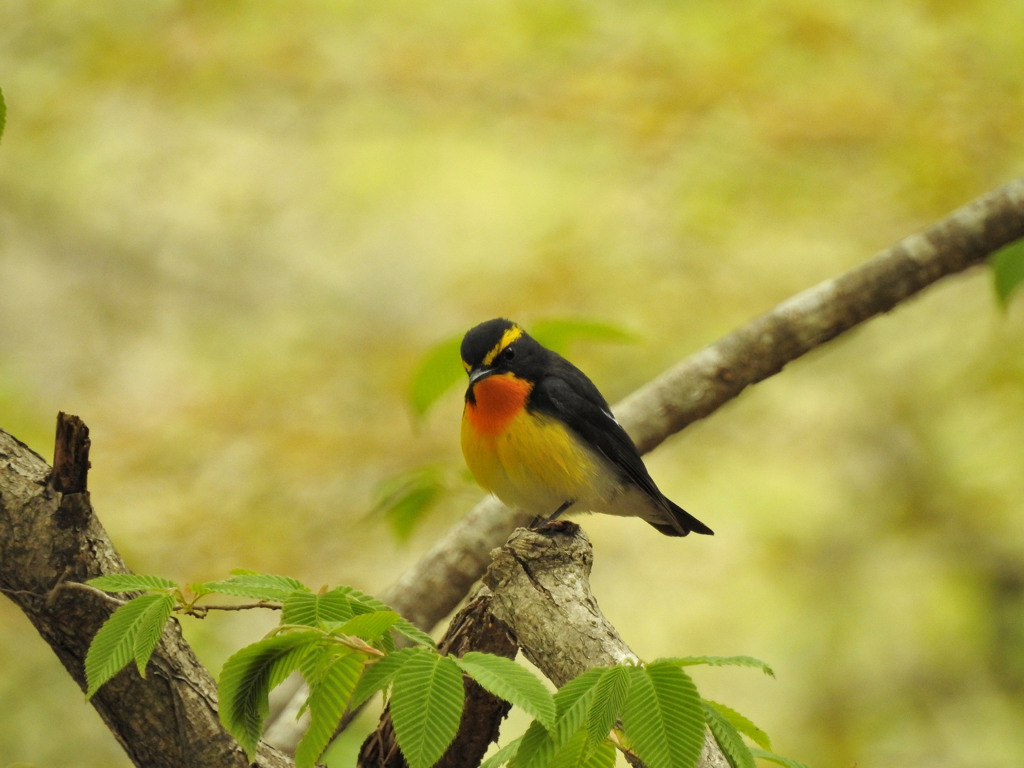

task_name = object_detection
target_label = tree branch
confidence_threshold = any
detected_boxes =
[483,522,729,768]
[616,174,1024,454]
[380,175,1024,632]
[0,416,292,768]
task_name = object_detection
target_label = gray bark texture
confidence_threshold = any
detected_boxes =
[0,415,292,768]
[483,522,729,768]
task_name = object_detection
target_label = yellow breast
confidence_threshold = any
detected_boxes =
[462,403,601,513]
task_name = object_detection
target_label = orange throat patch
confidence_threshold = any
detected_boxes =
[465,373,533,438]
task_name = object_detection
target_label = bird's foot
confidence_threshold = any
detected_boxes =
[528,499,575,531]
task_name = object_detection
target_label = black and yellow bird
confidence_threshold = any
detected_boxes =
[460,318,713,537]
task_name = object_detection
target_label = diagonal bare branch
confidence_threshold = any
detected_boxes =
[380,174,1024,636]
[267,175,1024,748]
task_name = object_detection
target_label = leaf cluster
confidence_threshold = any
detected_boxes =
[85,571,432,767]
[85,572,807,768]
[483,656,794,768]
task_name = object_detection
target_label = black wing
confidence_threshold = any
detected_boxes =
[529,354,665,504]
[530,352,714,536]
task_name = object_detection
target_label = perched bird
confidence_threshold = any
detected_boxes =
[460,318,713,537]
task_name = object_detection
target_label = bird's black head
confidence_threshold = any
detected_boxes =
[461,318,545,388]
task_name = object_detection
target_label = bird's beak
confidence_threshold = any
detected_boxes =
[468,366,495,385]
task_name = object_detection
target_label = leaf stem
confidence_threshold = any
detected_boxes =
[179,601,283,618]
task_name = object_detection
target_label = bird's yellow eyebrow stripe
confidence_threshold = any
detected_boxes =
[482,324,523,366]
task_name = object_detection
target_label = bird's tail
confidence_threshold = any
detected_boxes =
[648,499,714,537]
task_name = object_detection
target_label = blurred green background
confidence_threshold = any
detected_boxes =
[2,1,1023,766]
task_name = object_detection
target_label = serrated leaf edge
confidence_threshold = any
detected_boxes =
[132,592,176,676]
[456,652,556,731]
[389,653,465,768]
[704,701,756,768]
[85,593,170,698]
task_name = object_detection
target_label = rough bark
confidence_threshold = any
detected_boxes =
[483,522,729,768]
[483,522,638,687]
[0,416,292,768]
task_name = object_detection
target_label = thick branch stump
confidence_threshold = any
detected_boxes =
[484,522,729,768]
[0,418,291,768]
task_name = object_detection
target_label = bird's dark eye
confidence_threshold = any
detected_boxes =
[502,346,516,362]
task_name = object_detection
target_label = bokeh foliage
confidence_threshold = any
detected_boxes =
[1,1,1023,766]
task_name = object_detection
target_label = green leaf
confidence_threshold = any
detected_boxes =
[480,735,524,768]
[337,586,436,648]
[704,700,771,750]
[88,574,177,593]
[390,652,465,768]
[332,585,385,612]
[992,238,1024,306]
[349,647,423,708]
[370,465,447,542]
[456,652,556,731]
[704,701,756,768]
[553,667,606,720]
[185,581,216,599]
[586,665,631,748]
[622,662,705,768]
[201,571,309,602]
[513,667,605,768]
[281,591,323,626]
[530,318,637,356]
[552,667,607,746]
[0,87,5,144]
[373,624,398,655]
[664,655,775,678]
[749,748,813,768]
[508,665,629,768]
[337,610,401,640]
[510,720,556,768]
[581,740,617,768]
[133,592,176,676]
[407,334,464,417]
[546,729,592,768]
[391,617,436,648]
[294,648,367,768]
[546,728,616,768]
[85,593,174,697]
[218,631,319,758]
[543,727,617,768]
[282,588,356,627]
